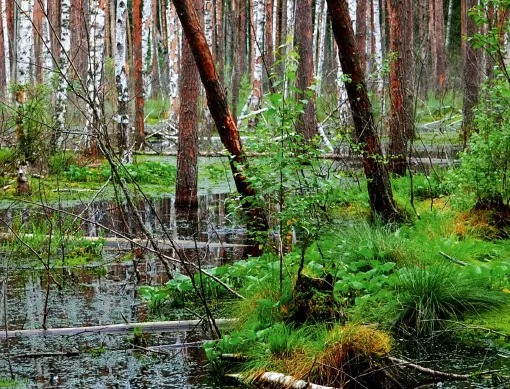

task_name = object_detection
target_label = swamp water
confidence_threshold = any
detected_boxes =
[1,192,510,388]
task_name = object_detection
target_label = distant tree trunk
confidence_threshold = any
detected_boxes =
[356,0,367,72]
[327,0,401,222]
[216,0,224,80]
[175,0,202,207]
[251,0,264,109]
[70,0,88,82]
[84,0,106,157]
[316,0,328,93]
[418,0,429,96]
[0,0,6,95]
[445,0,454,50]
[0,0,9,93]
[266,0,274,75]
[337,0,356,122]
[167,2,180,121]
[33,0,43,83]
[485,3,495,79]
[295,0,317,141]
[372,0,383,94]
[54,0,71,149]
[41,0,53,84]
[17,0,32,86]
[387,0,414,176]
[115,0,130,162]
[434,0,447,92]
[142,0,152,98]
[151,0,160,98]
[278,0,287,79]
[134,0,145,148]
[462,0,481,149]
[172,0,269,234]
[231,0,241,124]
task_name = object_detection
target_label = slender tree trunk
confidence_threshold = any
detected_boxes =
[418,0,429,97]
[172,0,269,234]
[1,0,9,93]
[116,0,130,162]
[134,0,145,148]
[33,0,43,83]
[175,0,202,207]
[462,0,481,149]
[266,0,274,75]
[372,0,383,94]
[337,0,356,121]
[295,0,317,141]
[216,0,224,80]
[327,0,401,222]
[356,0,367,72]
[71,0,88,82]
[387,0,413,176]
[231,0,241,124]
[41,0,52,84]
[434,0,447,92]
[0,0,6,95]
[142,0,152,98]
[167,1,180,121]
[316,0,328,94]
[151,0,160,99]
[85,0,106,157]
[445,0,454,50]
[54,0,71,149]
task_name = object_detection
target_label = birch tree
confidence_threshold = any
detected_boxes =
[134,0,145,148]
[84,0,106,155]
[16,0,33,87]
[115,0,130,162]
[337,0,356,121]
[54,0,71,148]
[167,1,180,121]
[1,0,10,90]
[142,0,152,98]
[40,0,53,84]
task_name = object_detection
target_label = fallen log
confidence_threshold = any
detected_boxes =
[0,319,236,338]
[0,233,249,250]
[228,372,340,389]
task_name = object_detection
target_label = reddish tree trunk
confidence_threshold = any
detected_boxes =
[231,0,241,123]
[326,0,400,222]
[134,0,145,148]
[295,0,317,140]
[387,0,414,176]
[176,0,202,207]
[172,0,268,233]
[266,0,274,74]
[462,0,481,148]
[434,0,447,92]
[356,0,368,72]
[33,0,43,83]
[216,0,224,80]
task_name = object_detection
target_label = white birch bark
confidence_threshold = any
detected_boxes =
[142,0,152,98]
[16,0,33,86]
[204,1,214,50]
[252,0,264,108]
[286,0,295,45]
[316,0,328,93]
[337,0,357,122]
[115,0,130,162]
[273,0,277,57]
[167,2,180,122]
[313,0,322,70]
[41,0,53,84]
[1,0,10,87]
[372,0,383,93]
[85,0,106,143]
[54,0,71,144]
[446,0,454,50]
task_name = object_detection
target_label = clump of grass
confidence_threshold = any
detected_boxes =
[394,264,508,335]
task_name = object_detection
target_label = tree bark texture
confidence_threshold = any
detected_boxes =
[172,0,268,232]
[387,0,414,176]
[326,0,401,222]
[295,0,317,140]
[462,0,481,148]
[134,0,145,148]
[175,0,201,207]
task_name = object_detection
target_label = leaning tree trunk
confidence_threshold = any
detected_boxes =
[172,0,269,234]
[327,0,401,222]
[387,0,414,176]
[134,0,145,148]
[84,0,106,157]
[115,0,130,162]
[175,0,202,208]
[53,0,71,150]
[295,0,317,141]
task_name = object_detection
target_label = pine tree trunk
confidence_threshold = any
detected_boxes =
[54,0,71,149]
[175,0,202,208]
[231,0,241,124]
[33,0,43,83]
[418,0,429,96]
[462,0,481,148]
[134,0,145,148]
[295,0,317,141]
[172,0,269,234]
[434,0,447,92]
[356,0,367,72]
[151,0,160,99]
[216,0,224,80]
[327,0,401,222]
[115,0,130,162]
[266,0,274,75]
[387,0,414,176]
